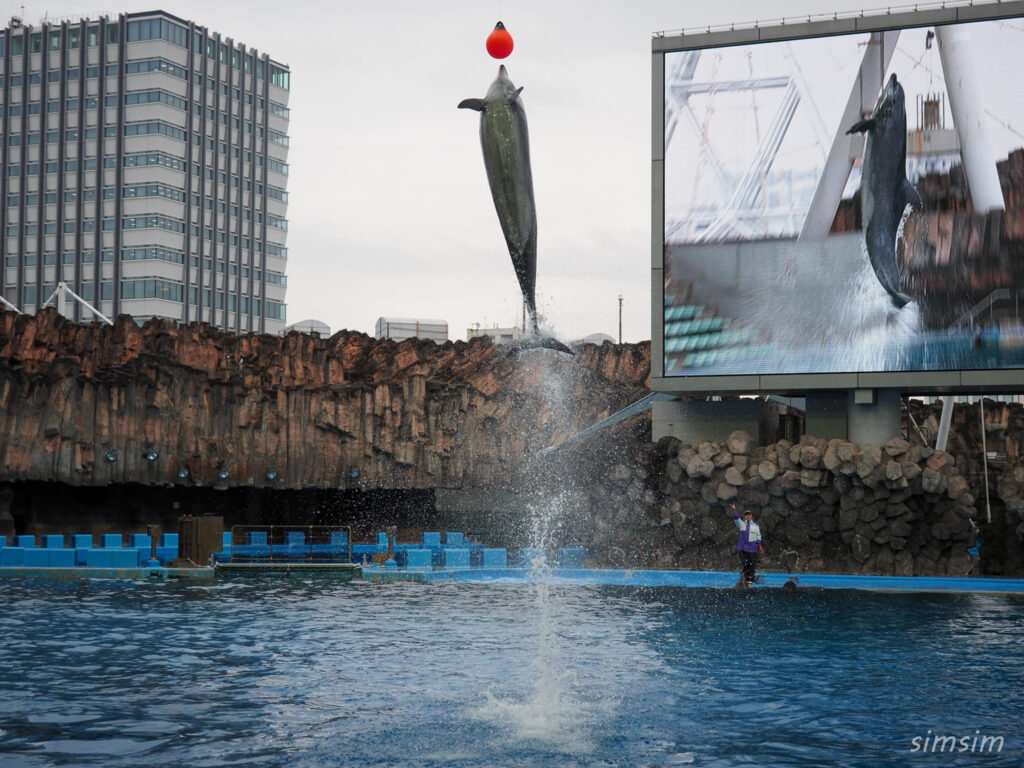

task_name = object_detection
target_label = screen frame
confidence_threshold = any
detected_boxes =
[651,1,1024,396]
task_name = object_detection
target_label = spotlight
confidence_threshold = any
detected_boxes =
[105,451,118,463]
[144,451,159,462]
[177,468,190,480]
[217,469,230,480]
[265,469,278,481]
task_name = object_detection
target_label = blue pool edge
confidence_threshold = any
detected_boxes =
[1,564,1023,594]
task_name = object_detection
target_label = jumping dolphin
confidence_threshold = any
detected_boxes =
[459,66,540,333]
[846,73,922,307]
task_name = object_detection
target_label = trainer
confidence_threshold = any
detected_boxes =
[729,503,764,584]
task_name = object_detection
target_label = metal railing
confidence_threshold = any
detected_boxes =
[227,525,352,564]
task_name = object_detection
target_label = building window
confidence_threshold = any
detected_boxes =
[127,18,187,48]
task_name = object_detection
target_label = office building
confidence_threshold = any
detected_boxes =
[0,10,289,332]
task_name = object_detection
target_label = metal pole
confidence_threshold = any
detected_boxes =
[935,395,954,451]
[980,398,992,524]
[618,294,623,344]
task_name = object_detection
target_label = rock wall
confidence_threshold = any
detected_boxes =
[560,401,1024,578]
[0,309,649,490]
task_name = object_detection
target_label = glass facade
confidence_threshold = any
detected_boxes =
[0,10,290,333]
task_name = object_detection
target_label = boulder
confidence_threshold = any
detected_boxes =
[799,445,822,468]
[758,461,778,482]
[724,466,745,486]
[800,469,824,488]
[883,437,910,457]
[852,534,871,563]
[726,430,754,456]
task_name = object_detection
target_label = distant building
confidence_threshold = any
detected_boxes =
[375,317,447,343]
[283,318,329,337]
[0,10,291,333]
[466,324,525,344]
[572,332,616,346]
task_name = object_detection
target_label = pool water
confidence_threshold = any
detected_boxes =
[0,578,1021,767]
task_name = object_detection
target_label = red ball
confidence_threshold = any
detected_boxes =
[486,21,514,59]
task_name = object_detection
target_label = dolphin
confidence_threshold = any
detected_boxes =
[846,73,922,307]
[459,66,540,333]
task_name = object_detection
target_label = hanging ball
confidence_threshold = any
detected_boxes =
[486,21,514,59]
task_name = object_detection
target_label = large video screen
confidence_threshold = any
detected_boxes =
[661,16,1024,381]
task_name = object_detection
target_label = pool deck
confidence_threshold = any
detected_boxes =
[362,566,1024,594]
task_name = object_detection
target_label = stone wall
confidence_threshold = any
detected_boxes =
[0,309,649,490]
[563,401,1024,578]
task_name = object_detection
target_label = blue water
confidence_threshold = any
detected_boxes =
[0,579,1021,767]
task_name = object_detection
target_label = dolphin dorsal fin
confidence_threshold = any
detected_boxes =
[458,98,485,112]
[846,117,876,135]
[507,86,523,105]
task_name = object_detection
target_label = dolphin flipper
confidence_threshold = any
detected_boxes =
[458,98,485,112]
[846,118,876,135]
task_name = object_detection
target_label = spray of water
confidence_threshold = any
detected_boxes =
[746,238,924,372]
[469,349,611,751]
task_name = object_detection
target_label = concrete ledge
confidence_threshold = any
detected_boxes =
[397,568,1024,594]
[0,566,214,580]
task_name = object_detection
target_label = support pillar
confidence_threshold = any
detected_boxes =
[805,391,848,440]
[847,388,902,447]
[936,25,1005,213]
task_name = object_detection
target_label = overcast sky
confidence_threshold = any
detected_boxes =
[22,0,940,341]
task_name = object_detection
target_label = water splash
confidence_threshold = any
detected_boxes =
[745,238,924,372]
[469,351,612,750]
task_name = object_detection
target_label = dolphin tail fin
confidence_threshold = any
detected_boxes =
[458,98,485,111]
[846,117,875,135]
[507,86,523,105]
[901,178,923,209]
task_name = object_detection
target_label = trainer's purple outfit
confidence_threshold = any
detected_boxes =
[733,512,762,552]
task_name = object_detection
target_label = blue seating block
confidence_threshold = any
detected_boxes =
[86,549,110,567]
[518,548,547,567]
[445,532,465,547]
[159,533,178,548]
[557,547,587,569]
[405,549,432,569]
[377,532,389,547]
[330,531,349,546]
[286,531,304,545]
[0,535,5,547]
[48,549,75,567]
[482,548,508,568]
[249,531,268,545]
[109,549,138,568]
[72,535,93,548]
[86,548,138,568]
[42,535,65,549]
[100,534,122,548]
[1,548,25,566]
[443,548,470,569]
[422,532,441,548]
[129,534,152,550]
[15,535,35,548]
[223,532,233,548]
[155,546,177,563]
[24,548,49,566]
